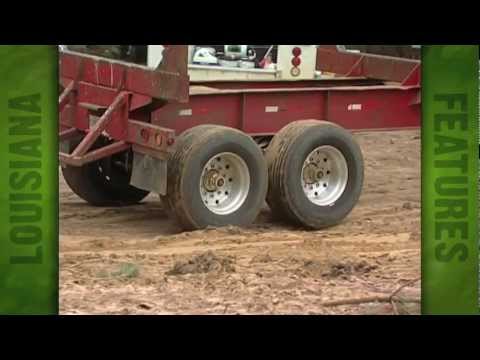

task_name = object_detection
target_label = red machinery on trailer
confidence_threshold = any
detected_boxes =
[59,45,420,231]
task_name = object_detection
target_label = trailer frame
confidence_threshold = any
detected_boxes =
[59,44,420,168]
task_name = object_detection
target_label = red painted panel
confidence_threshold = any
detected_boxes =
[111,63,126,89]
[81,58,100,85]
[243,92,326,134]
[97,60,113,87]
[152,94,242,135]
[60,105,89,131]
[130,94,153,111]
[76,83,152,112]
[77,83,117,107]
[106,106,129,140]
[152,87,420,136]
[327,89,420,130]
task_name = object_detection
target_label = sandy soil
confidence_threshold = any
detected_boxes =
[60,130,421,315]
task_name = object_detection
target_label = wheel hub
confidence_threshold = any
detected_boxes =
[302,163,323,184]
[203,169,222,192]
[301,145,348,206]
[200,152,250,215]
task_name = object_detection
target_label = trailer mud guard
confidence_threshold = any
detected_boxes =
[130,151,168,195]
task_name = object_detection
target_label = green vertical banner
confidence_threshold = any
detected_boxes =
[0,46,58,315]
[422,45,479,314]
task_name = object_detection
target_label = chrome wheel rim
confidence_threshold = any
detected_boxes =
[301,145,348,206]
[200,152,250,215]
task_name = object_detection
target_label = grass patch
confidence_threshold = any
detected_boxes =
[111,263,140,279]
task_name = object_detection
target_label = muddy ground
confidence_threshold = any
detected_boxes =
[60,130,421,315]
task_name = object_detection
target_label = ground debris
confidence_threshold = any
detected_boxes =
[250,254,273,264]
[402,202,413,210]
[166,251,236,276]
[204,225,251,236]
[322,259,378,279]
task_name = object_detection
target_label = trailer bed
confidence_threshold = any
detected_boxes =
[151,82,420,136]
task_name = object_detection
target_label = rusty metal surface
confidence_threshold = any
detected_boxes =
[316,46,421,86]
[59,116,175,166]
[127,120,175,154]
[190,78,385,90]
[59,82,74,113]
[59,128,81,142]
[60,46,189,103]
[344,45,420,60]
[71,92,128,157]
[157,46,188,76]
[60,141,130,167]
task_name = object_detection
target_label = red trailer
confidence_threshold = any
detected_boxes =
[59,45,420,231]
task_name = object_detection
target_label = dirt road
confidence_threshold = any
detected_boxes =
[60,130,421,315]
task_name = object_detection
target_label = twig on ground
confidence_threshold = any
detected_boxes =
[391,299,399,315]
[64,259,103,270]
[389,277,420,300]
[323,296,393,307]
[323,295,420,307]
[322,277,421,309]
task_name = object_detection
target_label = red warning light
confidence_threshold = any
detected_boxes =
[292,57,301,67]
[292,47,302,57]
